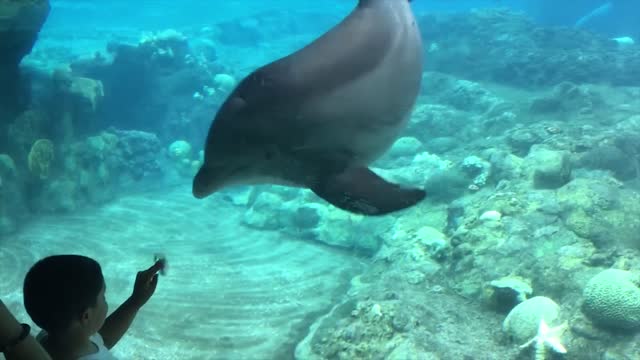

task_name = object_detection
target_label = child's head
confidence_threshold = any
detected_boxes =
[23,254,108,336]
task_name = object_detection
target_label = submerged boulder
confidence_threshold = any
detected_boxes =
[0,0,51,117]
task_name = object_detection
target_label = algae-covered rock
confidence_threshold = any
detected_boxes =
[524,145,572,189]
[52,68,104,139]
[414,226,450,261]
[582,269,640,331]
[506,128,543,156]
[557,177,640,248]
[578,144,637,181]
[6,109,49,156]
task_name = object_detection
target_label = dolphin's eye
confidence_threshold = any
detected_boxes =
[264,144,280,160]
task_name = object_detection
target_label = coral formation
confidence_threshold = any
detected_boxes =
[503,296,561,344]
[582,269,640,330]
[27,138,54,179]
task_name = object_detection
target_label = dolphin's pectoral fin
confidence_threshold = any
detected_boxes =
[310,167,426,216]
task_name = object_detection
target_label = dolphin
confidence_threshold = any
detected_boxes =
[193,0,425,216]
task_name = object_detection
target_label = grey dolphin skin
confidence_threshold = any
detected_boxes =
[193,0,425,216]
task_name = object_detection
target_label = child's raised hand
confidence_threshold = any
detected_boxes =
[130,260,163,308]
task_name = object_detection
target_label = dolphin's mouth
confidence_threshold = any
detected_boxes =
[192,163,249,199]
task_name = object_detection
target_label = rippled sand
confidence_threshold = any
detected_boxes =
[0,185,365,359]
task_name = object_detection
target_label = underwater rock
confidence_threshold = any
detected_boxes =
[424,168,470,203]
[530,82,603,116]
[502,296,561,344]
[557,177,640,248]
[418,9,639,87]
[0,0,51,118]
[525,145,572,189]
[484,148,525,181]
[27,129,164,213]
[242,191,286,231]
[577,144,637,181]
[167,140,199,177]
[5,108,49,158]
[112,129,162,180]
[439,79,507,115]
[461,155,491,188]
[168,140,191,159]
[506,127,543,156]
[51,68,104,140]
[479,210,502,222]
[529,97,564,114]
[138,29,190,69]
[213,73,237,93]
[415,226,451,262]
[484,275,533,313]
[423,136,458,154]
[582,269,640,331]
[69,32,217,142]
[386,339,435,360]
[408,103,470,143]
[36,178,79,212]
[0,153,25,235]
[387,136,423,158]
[242,189,391,254]
[374,151,454,193]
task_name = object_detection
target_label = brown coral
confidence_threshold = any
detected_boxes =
[27,139,54,179]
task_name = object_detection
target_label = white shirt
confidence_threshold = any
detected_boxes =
[36,330,119,360]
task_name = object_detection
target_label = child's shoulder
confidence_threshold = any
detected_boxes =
[79,333,119,360]
[36,330,118,360]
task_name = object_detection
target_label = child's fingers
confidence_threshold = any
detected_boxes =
[146,274,159,292]
[141,260,163,277]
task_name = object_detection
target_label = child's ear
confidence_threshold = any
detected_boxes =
[80,309,91,324]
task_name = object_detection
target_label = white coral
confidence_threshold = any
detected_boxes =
[519,319,568,360]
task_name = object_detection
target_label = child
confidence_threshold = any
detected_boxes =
[22,254,163,360]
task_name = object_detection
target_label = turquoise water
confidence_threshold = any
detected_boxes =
[2,1,640,359]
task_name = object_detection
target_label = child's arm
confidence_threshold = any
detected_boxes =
[99,261,163,349]
[0,300,52,360]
